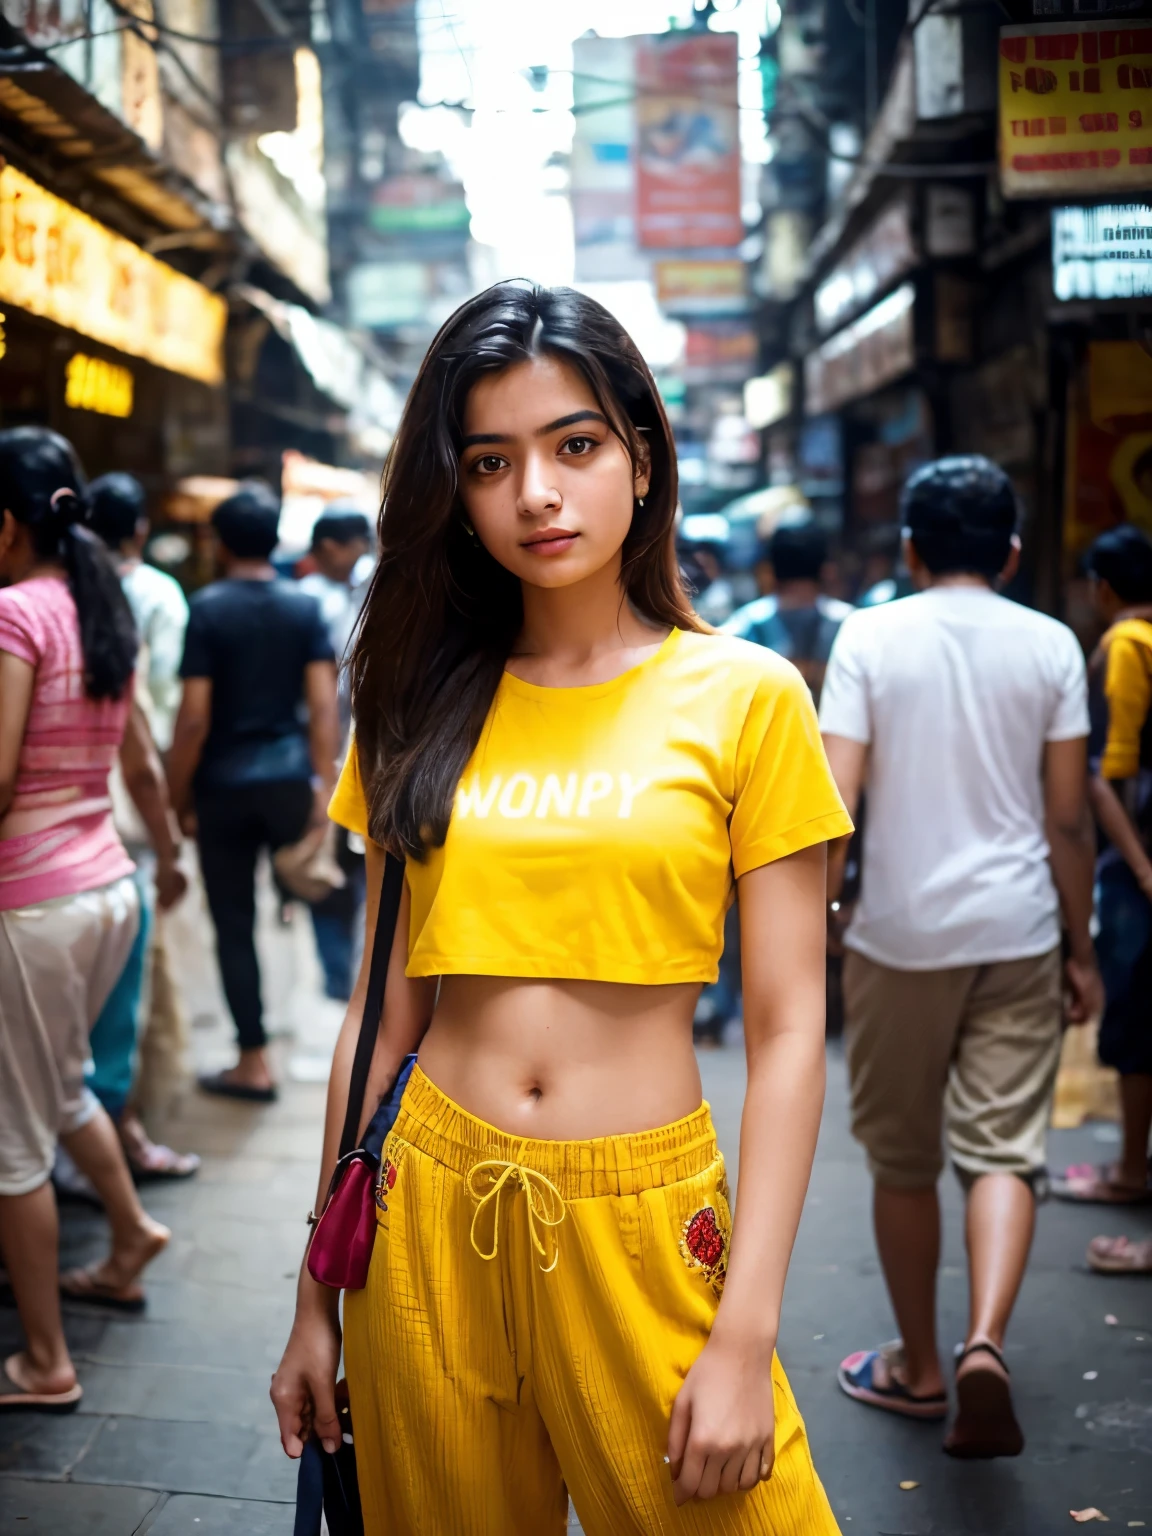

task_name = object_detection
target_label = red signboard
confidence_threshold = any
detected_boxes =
[635,32,742,250]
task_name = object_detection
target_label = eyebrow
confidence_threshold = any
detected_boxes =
[460,409,609,449]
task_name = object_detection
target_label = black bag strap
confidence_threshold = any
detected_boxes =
[338,852,405,1160]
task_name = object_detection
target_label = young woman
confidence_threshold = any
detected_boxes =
[271,284,851,1533]
[0,428,171,1412]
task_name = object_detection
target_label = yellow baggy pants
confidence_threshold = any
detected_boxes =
[344,1064,840,1536]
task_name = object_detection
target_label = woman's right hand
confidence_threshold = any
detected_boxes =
[270,1294,343,1458]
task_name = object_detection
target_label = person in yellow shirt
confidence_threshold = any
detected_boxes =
[1058,526,1152,1273]
[270,281,852,1535]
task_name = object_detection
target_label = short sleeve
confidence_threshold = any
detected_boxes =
[329,739,369,836]
[730,663,854,878]
[303,596,336,664]
[179,598,213,679]
[818,612,872,743]
[1047,627,1089,743]
[0,589,42,667]
[1099,634,1150,776]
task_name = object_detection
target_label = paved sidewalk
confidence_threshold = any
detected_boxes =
[2,910,1150,1534]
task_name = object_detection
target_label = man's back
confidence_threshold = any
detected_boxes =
[820,587,1088,969]
[180,577,332,787]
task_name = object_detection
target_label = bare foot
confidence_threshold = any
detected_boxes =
[944,1338,1023,1459]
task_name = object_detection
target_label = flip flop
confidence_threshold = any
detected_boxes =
[59,1264,146,1314]
[197,1072,277,1104]
[944,1340,1024,1459]
[837,1342,948,1420]
[1051,1163,1152,1205]
[1087,1235,1152,1273]
[126,1143,201,1183]
[0,1353,82,1414]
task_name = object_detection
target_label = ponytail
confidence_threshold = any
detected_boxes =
[0,429,137,700]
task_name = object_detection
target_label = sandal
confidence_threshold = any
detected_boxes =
[944,1340,1023,1459]
[59,1263,146,1314]
[0,1353,82,1414]
[1052,1163,1152,1205]
[125,1142,201,1183]
[119,1115,201,1183]
[198,1072,277,1104]
[1087,1235,1152,1274]
[837,1341,948,1420]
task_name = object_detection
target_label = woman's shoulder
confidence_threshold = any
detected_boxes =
[0,576,72,641]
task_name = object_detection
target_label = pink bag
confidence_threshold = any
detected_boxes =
[306,854,410,1292]
[307,1155,379,1290]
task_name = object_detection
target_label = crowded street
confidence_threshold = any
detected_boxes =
[1,894,1150,1532]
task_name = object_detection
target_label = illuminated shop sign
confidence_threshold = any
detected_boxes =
[0,166,225,385]
[1053,204,1152,300]
[65,354,134,418]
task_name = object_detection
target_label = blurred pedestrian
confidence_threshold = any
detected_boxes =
[297,507,372,668]
[86,473,198,1183]
[88,473,188,746]
[297,509,373,1001]
[821,456,1101,1457]
[725,519,852,703]
[0,428,169,1412]
[717,520,856,1043]
[1057,527,1152,1273]
[271,282,850,1531]
[166,484,339,1101]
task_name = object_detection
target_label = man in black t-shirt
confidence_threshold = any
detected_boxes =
[168,484,338,1101]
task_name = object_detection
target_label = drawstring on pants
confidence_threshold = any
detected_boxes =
[467,1159,566,1273]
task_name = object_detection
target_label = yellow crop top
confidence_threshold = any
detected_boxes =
[329,627,852,984]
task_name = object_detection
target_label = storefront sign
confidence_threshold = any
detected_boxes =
[635,32,742,250]
[0,166,225,384]
[655,259,748,317]
[1064,341,1152,573]
[683,323,758,384]
[999,23,1152,198]
[814,197,916,337]
[1053,202,1152,299]
[804,283,916,416]
[368,175,470,236]
[65,353,134,417]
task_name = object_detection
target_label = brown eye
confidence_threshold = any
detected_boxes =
[561,436,595,456]
[475,455,505,474]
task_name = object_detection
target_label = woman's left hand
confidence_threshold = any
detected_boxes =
[667,1329,776,1505]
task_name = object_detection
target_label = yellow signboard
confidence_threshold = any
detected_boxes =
[65,354,134,418]
[0,166,225,384]
[1000,23,1152,198]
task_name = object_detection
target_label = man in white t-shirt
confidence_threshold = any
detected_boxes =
[819,456,1101,1459]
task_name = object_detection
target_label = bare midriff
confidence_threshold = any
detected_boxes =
[417,975,705,1141]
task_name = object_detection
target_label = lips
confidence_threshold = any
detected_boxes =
[522,529,578,554]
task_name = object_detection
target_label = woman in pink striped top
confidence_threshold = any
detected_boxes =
[0,428,170,1414]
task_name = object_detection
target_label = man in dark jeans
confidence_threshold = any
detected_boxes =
[168,485,338,1101]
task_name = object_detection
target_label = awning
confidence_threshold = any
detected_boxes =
[235,283,402,451]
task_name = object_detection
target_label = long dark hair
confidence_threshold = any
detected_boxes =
[0,428,137,699]
[350,281,701,858]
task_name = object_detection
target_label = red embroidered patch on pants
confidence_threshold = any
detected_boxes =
[680,1207,728,1296]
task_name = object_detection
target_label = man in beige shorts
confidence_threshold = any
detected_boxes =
[819,458,1101,1458]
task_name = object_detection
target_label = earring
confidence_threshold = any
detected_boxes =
[462,520,478,541]
[637,497,645,508]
